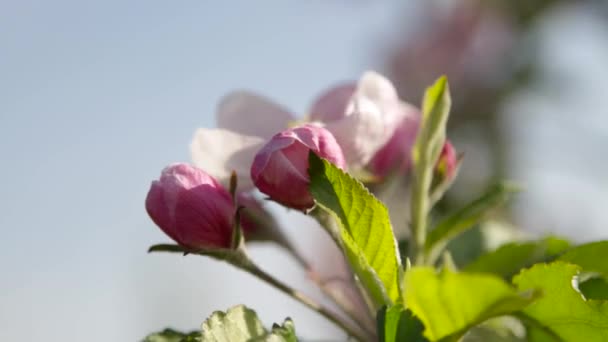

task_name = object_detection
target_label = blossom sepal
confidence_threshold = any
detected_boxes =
[429,143,463,206]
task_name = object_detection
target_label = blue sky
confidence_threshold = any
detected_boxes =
[0,1,414,340]
[1,1,607,341]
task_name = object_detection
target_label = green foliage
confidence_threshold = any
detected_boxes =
[143,329,201,342]
[465,237,570,278]
[513,262,608,341]
[405,267,538,341]
[410,76,451,259]
[377,305,428,342]
[201,305,296,342]
[308,152,402,306]
[426,182,520,264]
[558,241,608,275]
[146,75,608,342]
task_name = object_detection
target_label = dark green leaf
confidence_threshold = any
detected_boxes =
[143,328,200,342]
[465,237,571,278]
[578,277,608,301]
[377,305,428,342]
[558,241,608,275]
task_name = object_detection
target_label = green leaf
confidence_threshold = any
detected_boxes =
[262,319,297,342]
[405,267,538,341]
[465,237,571,278]
[143,328,201,342]
[513,262,608,341]
[578,277,608,301]
[201,305,296,342]
[377,305,428,342]
[308,152,402,306]
[410,76,451,260]
[558,241,608,275]
[462,316,527,342]
[414,76,451,169]
[425,182,521,264]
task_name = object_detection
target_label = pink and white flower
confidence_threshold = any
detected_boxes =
[190,71,419,190]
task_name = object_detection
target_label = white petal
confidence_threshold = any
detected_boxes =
[190,128,265,191]
[324,96,387,169]
[216,91,295,139]
[356,71,399,104]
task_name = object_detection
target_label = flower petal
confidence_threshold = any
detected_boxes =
[190,128,265,191]
[309,83,356,122]
[216,91,295,139]
[356,71,399,104]
[323,96,387,169]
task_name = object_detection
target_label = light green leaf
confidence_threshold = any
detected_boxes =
[425,182,520,264]
[201,305,296,342]
[377,305,428,342]
[143,329,201,342]
[263,319,297,342]
[405,267,538,341]
[513,262,608,341]
[309,152,402,306]
[410,76,451,260]
[465,237,571,278]
[558,241,608,275]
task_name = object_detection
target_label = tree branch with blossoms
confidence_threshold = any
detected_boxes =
[142,72,608,342]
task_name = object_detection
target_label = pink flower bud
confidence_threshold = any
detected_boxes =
[435,140,458,182]
[368,104,421,178]
[251,124,346,210]
[145,163,235,249]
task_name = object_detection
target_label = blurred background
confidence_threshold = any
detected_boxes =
[1,0,607,340]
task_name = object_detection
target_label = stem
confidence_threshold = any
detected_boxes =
[309,207,343,248]
[238,255,371,341]
[310,274,377,337]
[410,162,432,265]
[310,207,379,321]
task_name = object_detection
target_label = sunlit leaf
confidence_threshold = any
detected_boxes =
[405,267,537,341]
[201,305,296,342]
[309,152,402,306]
[513,262,608,341]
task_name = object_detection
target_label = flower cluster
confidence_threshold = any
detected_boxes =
[145,71,456,251]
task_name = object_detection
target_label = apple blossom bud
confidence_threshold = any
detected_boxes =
[251,124,346,210]
[435,140,458,183]
[145,163,235,249]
